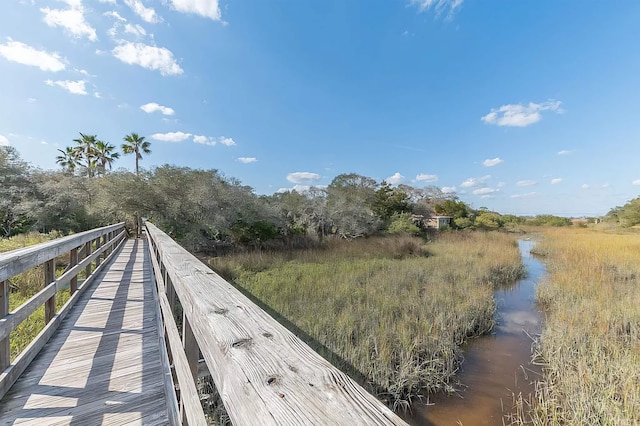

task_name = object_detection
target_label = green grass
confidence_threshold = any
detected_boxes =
[1,231,72,361]
[208,232,524,410]
[518,228,640,424]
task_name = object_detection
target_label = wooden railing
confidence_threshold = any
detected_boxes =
[0,223,127,399]
[145,221,407,425]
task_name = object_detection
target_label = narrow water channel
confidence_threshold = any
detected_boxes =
[411,239,546,425]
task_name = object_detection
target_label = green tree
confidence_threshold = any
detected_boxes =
[327,173,380,238]
[122,133,151,175]
[94,140,120,174]
[474,212,504,229]
[0,147,35,236]
[387,212,420,235]
[55,147,80,175]
[373,181,411,223]
[72,132,99,177]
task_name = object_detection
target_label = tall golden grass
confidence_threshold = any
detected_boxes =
[209,232,524,410]
[526,228,640,424]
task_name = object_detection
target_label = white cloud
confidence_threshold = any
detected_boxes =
[441,186,456,194]
[386,172,404,185]
[124,23,147,38]
[460,175,491,188]
[557,150,572,155]
[0,40,65,72]
[104,11,126,21]
[112,42,182,75]
[238,157,257,164]
[41,1,97,41]
[99,0,117,3]
[140,102,174,115]
[632,179,640,186]
[497,182,506,188]
[415,173,438,183]
[170,0,222,21]
[287,172,321,184]
[45,79,87,95]
[472,187,497,195]
[516,180,537,187]
[192,135,235,146]
[482,157,503,167]
[0,135,9,146]
[409,0,463,17]
[124,0,161,23]
[581,184,590,189]
[151,131,191,142]
[27,97,37,103]
[481,100,562,127]
[551,178,562,185]
[218,137,235,146]
[511,192,537,199]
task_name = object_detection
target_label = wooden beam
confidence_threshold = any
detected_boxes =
[0,281,9,371]
[69,247,78,294]
[145,221,406,426]
[43,260,55,324]
[0,223,125,283]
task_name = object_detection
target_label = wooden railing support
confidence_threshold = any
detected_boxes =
[181,316,200,423]
[84,241,92,279]
[44,260,55,324]
[95,237,102,268]
[0,281,8,371]
[0,222,127,401]
[69,247,78,294]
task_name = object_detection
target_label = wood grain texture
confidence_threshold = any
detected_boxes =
[0,238,169,425]
[0,223,124,283]
[146,221,407,426]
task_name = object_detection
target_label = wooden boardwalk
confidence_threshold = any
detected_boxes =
[0,239,169,425]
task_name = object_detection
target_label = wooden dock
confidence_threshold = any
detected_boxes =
[0,239,169,425]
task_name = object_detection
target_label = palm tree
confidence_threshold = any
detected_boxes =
[72,133,98,177]
[55,147,80,174]
[95,140,120,175]
[122,132,151,175]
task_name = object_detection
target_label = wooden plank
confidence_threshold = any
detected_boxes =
[159,293,207,426]
[0,281,8,371]
[0,236,127,401]
[0,231,128,344]
[145,230,180,426]
[145,221,407,426]
[69,248,78,294]
[0,223,124,282]
[44,260,55,324]
[0,283,56,342]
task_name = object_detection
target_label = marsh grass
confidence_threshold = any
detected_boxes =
[208,232,524,410]
[523,228,640,424]
[1,232,71,360]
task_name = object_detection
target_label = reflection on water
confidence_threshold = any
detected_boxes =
[411,239,545,426]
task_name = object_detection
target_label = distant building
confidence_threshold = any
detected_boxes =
[425,216,452,229]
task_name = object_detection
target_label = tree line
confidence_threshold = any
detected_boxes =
[1,141,575,250]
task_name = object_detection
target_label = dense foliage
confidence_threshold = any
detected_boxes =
[2,145,578,246]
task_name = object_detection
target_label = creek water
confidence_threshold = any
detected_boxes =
[410,239,546,425]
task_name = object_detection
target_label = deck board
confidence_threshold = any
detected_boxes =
[0,239,170,425]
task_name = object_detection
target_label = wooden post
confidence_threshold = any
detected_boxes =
[69,247,78,294]
[84,241,92,280]
[44,260,56,324]
[0,281,9,370]
[182,316,199,423]
[95,237,102,268]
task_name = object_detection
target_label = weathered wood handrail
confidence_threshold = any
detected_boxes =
[145,221,407,425]
[0,223,127,400]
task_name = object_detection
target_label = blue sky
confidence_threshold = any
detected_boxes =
[1,0,639,216]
